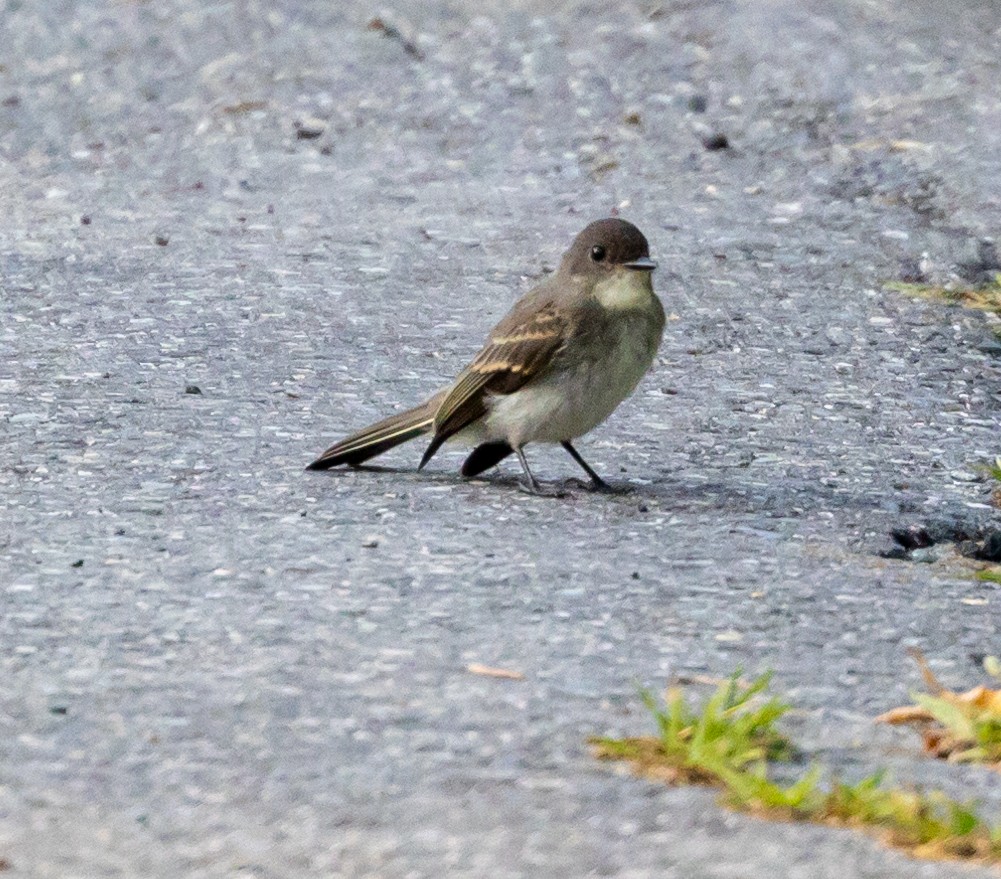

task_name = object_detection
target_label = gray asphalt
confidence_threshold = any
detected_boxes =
[2,1,1000,876]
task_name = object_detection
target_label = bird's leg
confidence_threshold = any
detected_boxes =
[514,447,564,498]
[560,441,613,492]
[514,446,542,494]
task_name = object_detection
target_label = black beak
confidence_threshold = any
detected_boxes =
[624,256,657,271]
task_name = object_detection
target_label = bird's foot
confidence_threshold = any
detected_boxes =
[517,479,568,499]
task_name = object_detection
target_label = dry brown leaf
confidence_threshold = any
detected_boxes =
[875,705,935,725]
[889,139,931,152]
[878,649,1001,766]
[910,648,1001,712]
[466,663,524,680]
[922,729,963,759]
[950,684,1001,713]
[908,647,946,694]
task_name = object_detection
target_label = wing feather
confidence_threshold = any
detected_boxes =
[418,305,567,467]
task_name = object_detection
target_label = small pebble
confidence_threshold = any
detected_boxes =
[294,118,326,139]
[702,133,729,151]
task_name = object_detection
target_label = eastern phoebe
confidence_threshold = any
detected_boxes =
[307,218,665,494]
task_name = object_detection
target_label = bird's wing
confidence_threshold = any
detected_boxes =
[418,301,568,467]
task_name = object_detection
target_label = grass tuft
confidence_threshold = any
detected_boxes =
[593,671,794,787]
[885,275,1001,315]
[593,670,1001,864]
[984,458,1001,508]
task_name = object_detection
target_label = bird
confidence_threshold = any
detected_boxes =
[307,218,666,495]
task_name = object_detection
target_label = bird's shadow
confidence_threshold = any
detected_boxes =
[304,460,996,550]
[304,458,1001,567]
[307,460,632,497]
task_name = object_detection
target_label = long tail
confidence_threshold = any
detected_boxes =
[306,393,444,470]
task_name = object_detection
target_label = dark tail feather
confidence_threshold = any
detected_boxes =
[418,432,448,471]
[460,441,514,477]
[307,398,438,470]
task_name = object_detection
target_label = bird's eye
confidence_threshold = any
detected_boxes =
[590,245,606,262]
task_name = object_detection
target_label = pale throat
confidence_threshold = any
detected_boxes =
[591,269,655,311]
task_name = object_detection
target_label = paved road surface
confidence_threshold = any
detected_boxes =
[2,1,1000,876]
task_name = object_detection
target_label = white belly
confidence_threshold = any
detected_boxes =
[479,314,661,447]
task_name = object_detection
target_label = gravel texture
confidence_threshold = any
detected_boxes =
[2,1,1000,877]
